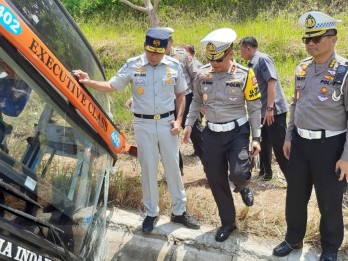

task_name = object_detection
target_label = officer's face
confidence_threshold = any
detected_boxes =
[145,50,165,66]
[304,34,337,60]
[210,50,233,72]
[239,45,252,60]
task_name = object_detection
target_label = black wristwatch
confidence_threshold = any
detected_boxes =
[266,106,275,111]
[252,137,261,142]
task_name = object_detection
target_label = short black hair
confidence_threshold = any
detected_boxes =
[239,37,258,48]
[180,44,195,56]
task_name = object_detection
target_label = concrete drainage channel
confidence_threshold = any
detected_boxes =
[105,208,335,261]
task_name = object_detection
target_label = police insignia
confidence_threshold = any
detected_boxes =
[324,75,334,81]
[305,14,316,28]
[318,95,328,102]
[137,87,144,95]
[203,93,208,100]
[297,70,307,76]
[136,68,146,73]
[321,87,328,93]
[329,59,336,68]
[206,42,216,52]
[153,40,161,47]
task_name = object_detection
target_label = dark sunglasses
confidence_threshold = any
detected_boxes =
[208,49,231,63]
[302,34,335,44]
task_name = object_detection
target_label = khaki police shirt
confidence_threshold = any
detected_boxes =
[186,62,262,138]
[109,54,187,115]
[170,47,197,92]
[286,53,348,160]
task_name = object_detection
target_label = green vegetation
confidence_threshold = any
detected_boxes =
[61,0,348,122]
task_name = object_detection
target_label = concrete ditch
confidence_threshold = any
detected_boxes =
[104,207,348,261]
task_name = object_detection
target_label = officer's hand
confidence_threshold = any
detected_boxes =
[250,140,261,157]
[182,126,192,144]
[283,141,291,160]
[335,160,348,183]
[170,120,181,136]
[262,111,275,126]
[125,97,133,110]
[72,70,90,84]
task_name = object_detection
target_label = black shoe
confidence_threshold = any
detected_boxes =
[215,224,237,242]
[320,251,337,261]
[273,241,303,257]
[240,187,254,206]
[170,212,200,229]
[142,215,159,233]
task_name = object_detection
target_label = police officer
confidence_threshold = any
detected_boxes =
[73,28,200,233]
[183,28,262,242]
[239,37,289,180]
[163,27,204,165]
[273,12,348,261]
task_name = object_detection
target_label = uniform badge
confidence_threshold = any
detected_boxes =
[301,64,309,70]
[166,67,172,78]
[297,70,307,76]
[137,87,144,95]
[203,93,208,101]
[318,95,328,102]
[329,59,336,68]
[136,68,146,73]
[324,75,334,81]
[321,87,328,94]
[231,89,236,93]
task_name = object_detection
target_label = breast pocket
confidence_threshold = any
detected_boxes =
[222,87,242,104]
[159,77,176,99]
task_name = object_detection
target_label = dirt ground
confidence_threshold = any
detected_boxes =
[114,138,348,255]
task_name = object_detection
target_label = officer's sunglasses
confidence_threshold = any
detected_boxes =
[302,34,335,44]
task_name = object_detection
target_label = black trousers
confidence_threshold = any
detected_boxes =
[202,122,251,226]
[259,112,288,176]
[285,130,346,252]
[178,92,204,171]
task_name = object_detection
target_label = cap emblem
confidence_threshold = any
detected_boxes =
[206,42,216,52]
[305,14,316,29]
[153,40,161,47]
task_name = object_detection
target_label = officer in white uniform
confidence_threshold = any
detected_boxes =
[183,28,262,242]
[73,28,200,233]
[273,12,348,261]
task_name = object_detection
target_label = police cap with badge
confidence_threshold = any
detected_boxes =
[299,11,348,100]
[299,11,340,38]
[145,28,170,54]
[200,28,237,61]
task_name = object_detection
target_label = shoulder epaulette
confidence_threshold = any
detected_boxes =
[236,63,249,72]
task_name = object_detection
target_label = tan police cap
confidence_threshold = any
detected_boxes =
[299,11,341,38]
[200,28,237,61]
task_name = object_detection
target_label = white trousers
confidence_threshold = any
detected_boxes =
[133,115,186,216]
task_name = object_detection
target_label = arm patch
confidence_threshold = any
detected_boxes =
[244,68,261,101]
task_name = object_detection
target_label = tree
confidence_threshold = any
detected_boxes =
[119,0,160,27]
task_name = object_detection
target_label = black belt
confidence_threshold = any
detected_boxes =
[133,110,175,120]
